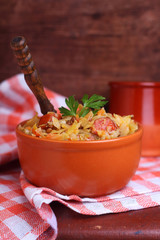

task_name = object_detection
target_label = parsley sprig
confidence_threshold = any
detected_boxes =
[59,96,79,117]
[59,94,108,117]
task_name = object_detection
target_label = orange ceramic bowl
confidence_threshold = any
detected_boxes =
[109,81,160,157]
[16,121,142,197]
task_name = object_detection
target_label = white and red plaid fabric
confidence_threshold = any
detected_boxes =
[0,74,66,166]
[0,74,160,239]
[0,167,55,239]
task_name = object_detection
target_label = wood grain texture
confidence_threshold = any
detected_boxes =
[53,202,160,240]
[0,0,160,99]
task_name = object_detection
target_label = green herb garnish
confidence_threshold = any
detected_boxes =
[59,94,108,117]
[59,95,79,117]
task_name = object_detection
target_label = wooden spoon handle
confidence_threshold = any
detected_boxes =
[10,36,55,115]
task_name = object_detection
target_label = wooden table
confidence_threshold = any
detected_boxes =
[53,202,160,240]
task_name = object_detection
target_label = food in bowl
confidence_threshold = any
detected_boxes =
[16,94,142,197]
[16,122,142,197]
[19,94,138,141]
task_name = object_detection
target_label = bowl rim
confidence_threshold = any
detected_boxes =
[109,81,160,88]
[16,120,143,145]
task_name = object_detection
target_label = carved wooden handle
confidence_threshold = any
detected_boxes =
[10,36,55,115]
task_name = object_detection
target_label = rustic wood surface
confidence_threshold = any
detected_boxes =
[54,202,160,240]
[1,0,160,99]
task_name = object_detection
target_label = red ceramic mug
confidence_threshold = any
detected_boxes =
[109,81,160,157]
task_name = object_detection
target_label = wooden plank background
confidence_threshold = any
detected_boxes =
[0,0,160,99]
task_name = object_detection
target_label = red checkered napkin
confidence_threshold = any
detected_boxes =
[0,167,56,240]
[0,74,66,165]
[1,157,160,240]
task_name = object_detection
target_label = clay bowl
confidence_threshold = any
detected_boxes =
[109,81,160,157]
[16,121,143,197]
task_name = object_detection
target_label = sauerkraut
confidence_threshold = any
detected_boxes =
[19,107,138,141]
